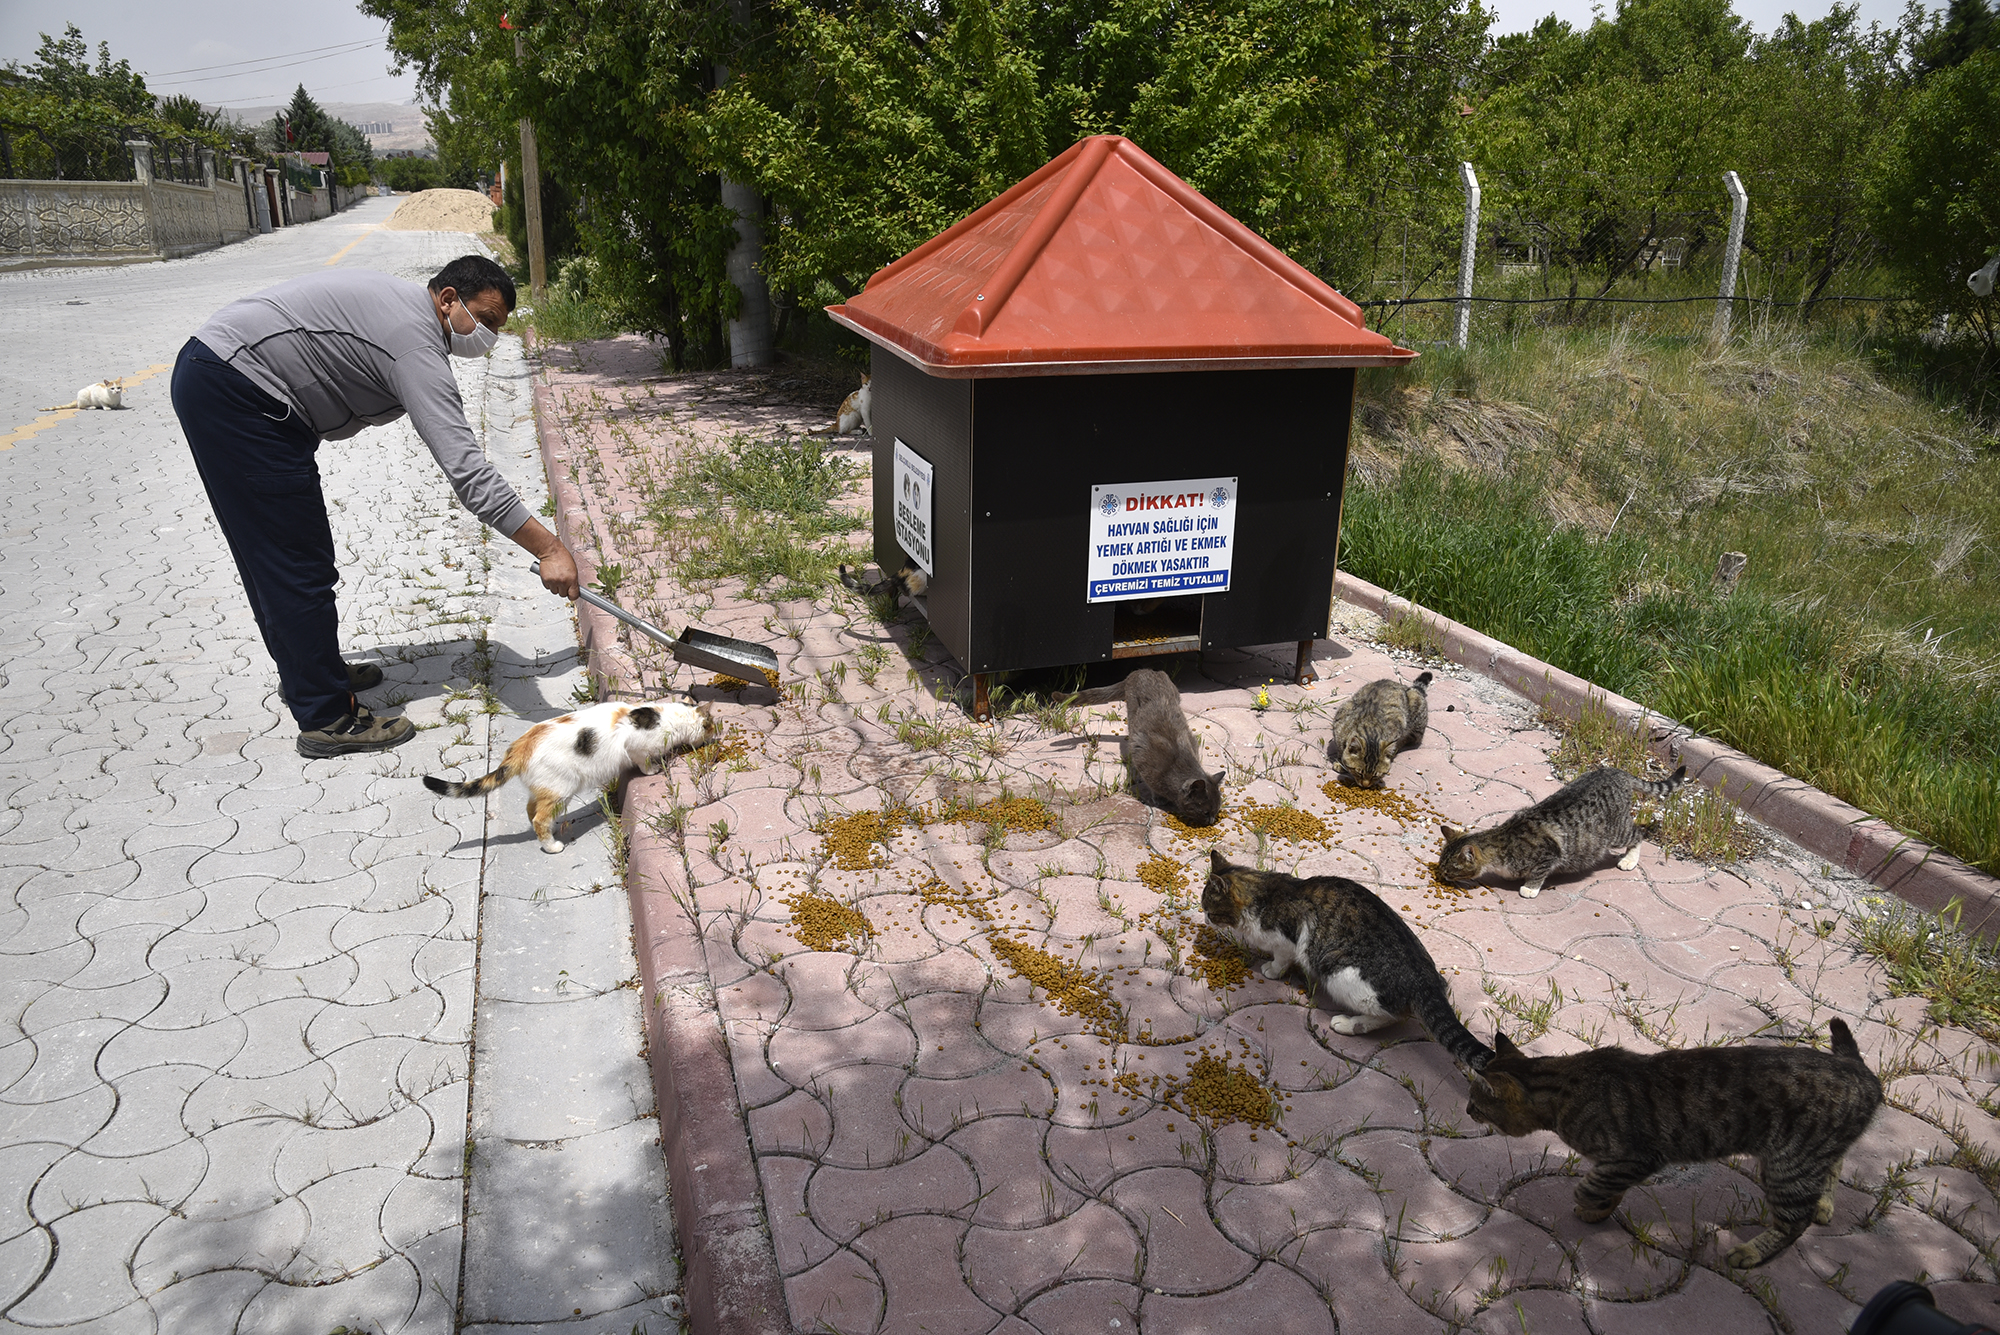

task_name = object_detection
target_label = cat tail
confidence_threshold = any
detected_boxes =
[1412,989,1495,1071]
[1827,1017,1862,1064]
[423,761,520,799]
[1636,765,1688,799]
[1411,671,1434,691]
[1064,680,1128,707]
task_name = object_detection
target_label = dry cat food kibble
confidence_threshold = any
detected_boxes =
[781,890,874,953]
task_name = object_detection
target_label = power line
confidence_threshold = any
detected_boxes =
[150,43,388,89]
[208,73,413,108]
[143,38,383,79]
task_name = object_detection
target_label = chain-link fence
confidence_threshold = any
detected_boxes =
[1338,165,1903,345]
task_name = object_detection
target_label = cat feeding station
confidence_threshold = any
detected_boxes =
[826,134,1415,719]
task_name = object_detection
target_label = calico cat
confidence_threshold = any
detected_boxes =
[839,562,928,602]
[1068,668,1222,824]
[1467,1020,1881,1268]
[1330,671,1432,787]
[810,374,871,437]
[1438,764,1687,897]
[424,699,716,852]
[1202,851,1491,1070]
[44,379,124,410]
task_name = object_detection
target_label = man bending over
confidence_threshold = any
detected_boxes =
[171,254,581,758]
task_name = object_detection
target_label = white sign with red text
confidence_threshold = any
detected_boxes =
[1086,477,1237,603]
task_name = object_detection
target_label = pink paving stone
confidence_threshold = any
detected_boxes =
[1340,1128,1490,1242]
[768,1011,915,1088]
[864,951,996,1006]
[1752,1244,1875,1334]
[1141,1261,1336,1335]
[808,1142,977,1242]
[948,1116,1085,1228]
[1255,1015,1356,1093]
[1288,1226,1454,1335]
[1584,1263,1773,1332]
[715,967,790,1025]
[961,1201,1143,1310]
[748,1087,832,1157]
[815,1063,927,1169]
[1505,895,1633,958]
[724,785,806,840]
[786,1247,884,1335]
[1471,1287,1593,1334]
[1045,1107,1204,1194]
[1400,1210,1574,1321]
[1926,1281,2000,1329]
[772,954,892,1031]
[1210,1119,1310,1186]
[1277,1067,1423,1149]
[1212,1156,1371,1253]
[900,1065,1055,1140]
[1108,1166,1256,1295]
[761,1154,840,1275]
[978,998,1088,1057]
[903,993,994,1079]
[1427,1129,1572,1206]
[1015,1279,1143,1334]
[850,1214,1002,1335]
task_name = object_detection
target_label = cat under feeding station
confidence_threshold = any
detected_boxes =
[827,134,1414,720]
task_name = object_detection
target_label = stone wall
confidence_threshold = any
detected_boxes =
[218,173,253,244]
[150,180,223,259]
[0,180,153,265]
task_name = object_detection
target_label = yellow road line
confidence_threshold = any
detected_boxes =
[0,362,173,452]
[325,225,383,266]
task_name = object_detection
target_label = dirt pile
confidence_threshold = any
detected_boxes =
[382,189,497,234]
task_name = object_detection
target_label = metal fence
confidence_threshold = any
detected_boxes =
[0,126,221,185]
[1339,164,1903,346]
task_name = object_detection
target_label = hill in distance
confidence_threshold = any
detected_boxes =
[211,99,433,155]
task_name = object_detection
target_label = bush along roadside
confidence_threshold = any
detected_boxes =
[1339,457,2000,876]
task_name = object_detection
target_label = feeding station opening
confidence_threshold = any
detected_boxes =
[827,134,1415,720]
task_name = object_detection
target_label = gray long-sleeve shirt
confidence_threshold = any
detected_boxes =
[193,268,533,536]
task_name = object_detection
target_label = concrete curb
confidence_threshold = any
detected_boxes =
[1334,570,2000,932]
[525,337,796,1335]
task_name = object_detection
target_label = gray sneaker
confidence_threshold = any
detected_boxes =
[297,705,414,758]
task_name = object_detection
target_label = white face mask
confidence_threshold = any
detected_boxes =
[446,297,500,358]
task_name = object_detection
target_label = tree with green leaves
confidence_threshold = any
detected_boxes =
[1867,48,2000,349]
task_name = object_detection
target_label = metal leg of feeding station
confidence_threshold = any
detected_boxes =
[972,673,992,722]
[1294,639,1315,686]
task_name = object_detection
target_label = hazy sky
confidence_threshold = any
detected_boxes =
[2,0,1921,113]
[2,1,417,110]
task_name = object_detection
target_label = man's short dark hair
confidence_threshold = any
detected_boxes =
[430,255,517,311]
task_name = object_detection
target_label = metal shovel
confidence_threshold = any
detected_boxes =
[533,563,781,683]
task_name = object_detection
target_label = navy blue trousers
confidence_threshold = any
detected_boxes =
[172,338,351,730]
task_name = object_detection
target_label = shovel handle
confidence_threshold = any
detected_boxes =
[533,562,679,649]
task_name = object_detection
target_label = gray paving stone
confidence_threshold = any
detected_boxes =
[0,217,676,1330]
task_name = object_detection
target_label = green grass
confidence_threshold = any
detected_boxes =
[513,286,626,343]
[1339,452,2000,875]
[640,432,867,600]
[1849,898,2000,1044]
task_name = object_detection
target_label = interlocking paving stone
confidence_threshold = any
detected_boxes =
[0,208,676,1330]
[539,335,2000,1332]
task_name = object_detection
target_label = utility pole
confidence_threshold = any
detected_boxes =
[715,0,773,366]
[512,28,547,305]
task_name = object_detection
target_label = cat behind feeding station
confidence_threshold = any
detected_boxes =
[808,374,870,437]
[1202,851,1491,1070]
[1066,668,1222,825]
[44,378,125,410]
[839,561,927,603]
[1466,1019,1881,1268]
[1438,763,1686,897]
[423,699,716,852]
[1331,671,1431,786]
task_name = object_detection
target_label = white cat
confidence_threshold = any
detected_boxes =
[810,374,871,437]
[423,699,717,852]
[45,379,125,410]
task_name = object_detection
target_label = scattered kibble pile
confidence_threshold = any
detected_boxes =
[708,667,783,692]
[1166,1053,1277,1128]
[781,889,873,953]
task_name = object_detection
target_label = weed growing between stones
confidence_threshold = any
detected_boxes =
[1849,897,2000,1046]
[1377,610,1448,658]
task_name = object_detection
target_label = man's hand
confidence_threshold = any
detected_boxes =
[508,519,581,599]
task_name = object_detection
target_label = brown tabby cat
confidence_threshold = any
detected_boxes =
[1467,1020,1881,1268]
[1330,671,1431,787]
[1438,764,1687,897]
[1068,668,1222,825]
[1202,851,1491,1070]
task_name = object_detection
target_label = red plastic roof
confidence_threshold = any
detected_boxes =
[826,135,1414,377]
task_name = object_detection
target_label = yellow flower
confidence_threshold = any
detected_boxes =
[1254,685,1271,710]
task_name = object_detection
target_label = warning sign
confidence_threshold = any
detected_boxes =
[893,439,934,574]
[1087,476,1236,603]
